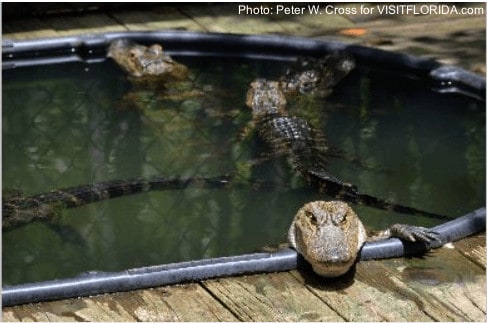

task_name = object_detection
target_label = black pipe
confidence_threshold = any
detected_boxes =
[3,207,485,307]
[2,31,485,306]
[2,31,485,100]
[359,207,486,260]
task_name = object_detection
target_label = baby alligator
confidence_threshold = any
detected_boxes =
[107,39,189,81]
[2,175,231,231]
[246,54,448,221]
[288,201,439,277]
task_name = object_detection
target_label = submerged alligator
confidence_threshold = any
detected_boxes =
[107,39,189,82]
[3,40,451,278]
[245,54,448,220]
[2,175,232,231]
[107,39,205,110]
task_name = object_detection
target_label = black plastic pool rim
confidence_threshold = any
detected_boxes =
[2,31,486,306]
[3,208,485,307]
[3,31,486,101]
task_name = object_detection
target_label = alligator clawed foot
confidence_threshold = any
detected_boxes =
[389,224,441,243]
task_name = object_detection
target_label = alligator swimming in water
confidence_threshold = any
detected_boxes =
[2,175,233,231]
[107,39,189,82]
[107,39,206,110]
[245,54,448,220]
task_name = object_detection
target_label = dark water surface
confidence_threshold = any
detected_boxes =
[3,56,485,285]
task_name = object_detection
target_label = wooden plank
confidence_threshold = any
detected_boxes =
[350,15,486,69]
[181,3,353,36]
[290,235,486,321]
[202,271,345,321]
[3,14,126,41]
[41,13,127,36]
[109,7,204,32]
[357,253,485,322]
[291,264,434,321]
[395,238,486,321]
[2,283,237,322]
[454,233,486,268]
[270,5,354,37]
[179,4,286,35]
[2,18,59,40]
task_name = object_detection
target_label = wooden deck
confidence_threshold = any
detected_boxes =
[2,3,486,321]
[3,234,485,321]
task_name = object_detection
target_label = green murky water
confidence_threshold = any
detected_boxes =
[3,56,485,285]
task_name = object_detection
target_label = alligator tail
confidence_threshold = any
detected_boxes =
[304,168,452,221]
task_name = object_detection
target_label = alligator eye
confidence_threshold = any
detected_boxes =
[304,210,317,223]
[338,213,348,224]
